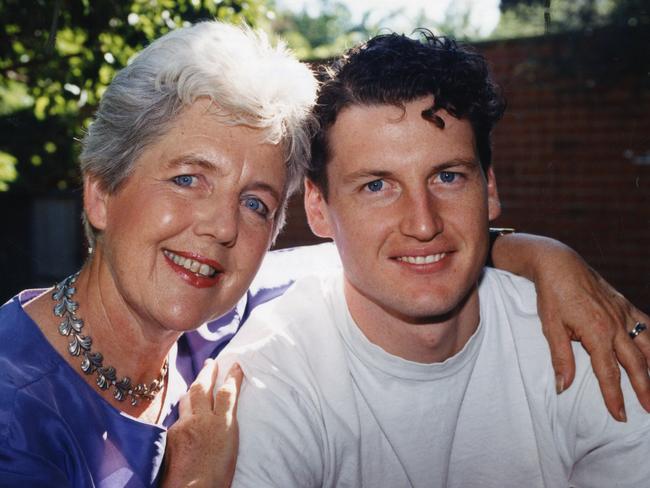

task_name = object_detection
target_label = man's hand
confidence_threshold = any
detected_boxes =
[161,359,243,488]
[492,233,650,421]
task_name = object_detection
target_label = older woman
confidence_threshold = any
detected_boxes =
[0,19,647,488]
[0,21,317,487]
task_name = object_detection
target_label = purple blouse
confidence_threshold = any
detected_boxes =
[0,244,341,487]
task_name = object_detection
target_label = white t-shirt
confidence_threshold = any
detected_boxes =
[218,269,650,487]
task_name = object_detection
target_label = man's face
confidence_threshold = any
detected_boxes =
[305,96,501,324]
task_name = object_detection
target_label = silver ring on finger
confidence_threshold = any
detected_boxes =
[629,322,648,339]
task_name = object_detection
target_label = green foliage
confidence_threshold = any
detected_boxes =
[269,0,383,60]
[0,0,269,193]
[0,150,17,191]
[271,0,496,60]
[429,3,484,40]
[493,0,649,38]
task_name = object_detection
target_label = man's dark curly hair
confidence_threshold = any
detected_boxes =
[308,30,506,196]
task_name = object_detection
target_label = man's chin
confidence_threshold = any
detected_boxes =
[393,286,478,325]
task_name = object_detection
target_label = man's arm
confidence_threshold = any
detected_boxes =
[491,232,650,420]
[226,365,325,488]
[556,343,650,487]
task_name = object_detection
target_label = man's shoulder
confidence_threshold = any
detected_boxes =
[217,271,353,423]
[249,270,339,329]
[219,271,345,368]
[250,243,341,292]
[480,269,650,442]
[479,268,545,344]
[480,268,538,315]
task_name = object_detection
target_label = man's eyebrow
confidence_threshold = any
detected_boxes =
[342,169,393,183]
[435,158,481,170]
[343,158,480,183]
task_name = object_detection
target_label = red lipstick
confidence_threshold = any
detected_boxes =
[163,249,224,289]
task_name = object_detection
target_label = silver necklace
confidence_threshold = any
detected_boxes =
[52,272,168,406]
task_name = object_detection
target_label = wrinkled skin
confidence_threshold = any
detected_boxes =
[161,360,243,488]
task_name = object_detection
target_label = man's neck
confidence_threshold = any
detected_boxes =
[343,278,481,364]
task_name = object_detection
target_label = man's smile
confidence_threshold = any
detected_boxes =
[396,253,447,265]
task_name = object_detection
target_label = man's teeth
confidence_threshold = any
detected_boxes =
[163,250,218,277]
[397,253,446,265]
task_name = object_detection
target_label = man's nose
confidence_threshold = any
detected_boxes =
[398,190,443,241]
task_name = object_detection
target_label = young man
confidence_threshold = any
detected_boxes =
[218,32,650,487]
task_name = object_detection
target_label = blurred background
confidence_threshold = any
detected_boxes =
[0,0,648,309]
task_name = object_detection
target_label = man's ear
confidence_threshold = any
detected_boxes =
[486,166,501,222]
[84,175,109,232]
[304,178,334,239]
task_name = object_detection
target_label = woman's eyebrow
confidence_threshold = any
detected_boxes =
[166,155,221,172]
[245,182,282,203]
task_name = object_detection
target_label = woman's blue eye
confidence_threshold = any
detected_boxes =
[366,180,384,192]
[173,175,197,187]
[439,171,457,183]
[243,197,268,217]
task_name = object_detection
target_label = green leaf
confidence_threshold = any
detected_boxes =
[0,151,18,190]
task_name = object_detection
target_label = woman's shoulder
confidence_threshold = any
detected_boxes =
[0,294,168,486]
[0,290,64,388]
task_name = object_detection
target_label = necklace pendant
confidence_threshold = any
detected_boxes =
[68,334,92,356]
[97,366,116,390]
[52,272,168,404]
[113,377,132,402]
[81,351,103,374]
[59,314,83,336]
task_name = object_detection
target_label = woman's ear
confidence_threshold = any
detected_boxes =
[304,178,334,239]
[84,175,109,231]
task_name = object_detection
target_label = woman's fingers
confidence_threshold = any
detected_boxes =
[162,361,243,488]
[214,363,243,418]
[210,363,244,488]
[179,358,219,418]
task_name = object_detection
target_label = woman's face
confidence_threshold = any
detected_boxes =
[86,99,286,333]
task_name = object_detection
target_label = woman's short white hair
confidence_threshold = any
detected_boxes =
[80,20,317,246]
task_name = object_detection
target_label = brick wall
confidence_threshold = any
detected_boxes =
[274,25,650,310]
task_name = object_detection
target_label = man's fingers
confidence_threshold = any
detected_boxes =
[214,363,244,420]
[588,347,626,421]
[633,333,650,369]
[613,332,650,412]
[629,310,650,368]
[541,318,576,393]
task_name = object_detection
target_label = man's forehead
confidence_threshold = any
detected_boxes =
[327,102,477,169]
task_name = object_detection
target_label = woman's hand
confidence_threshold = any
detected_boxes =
[161,359,243,488]
[492,233,650,421]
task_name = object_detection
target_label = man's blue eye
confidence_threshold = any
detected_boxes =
[244,197,268,216]
[173,175,196,187]
[440,171,457,183]
[366,180,384,192]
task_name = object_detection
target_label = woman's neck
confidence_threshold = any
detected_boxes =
[24,264,181,422]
